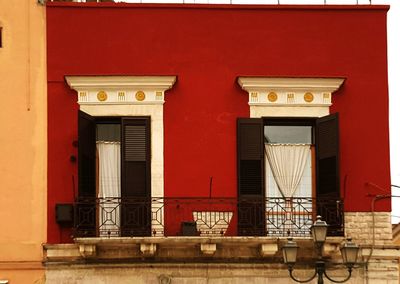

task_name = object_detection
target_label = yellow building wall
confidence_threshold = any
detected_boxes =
[0,0,46,283]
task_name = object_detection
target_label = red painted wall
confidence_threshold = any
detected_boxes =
[47,3,391,243]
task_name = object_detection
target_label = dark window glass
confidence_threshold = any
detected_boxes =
[264,125,312,143]
[96,124,120,142]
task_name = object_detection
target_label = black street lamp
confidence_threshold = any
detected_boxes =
[282,216,359,284]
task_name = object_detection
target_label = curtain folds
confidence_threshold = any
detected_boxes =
[265,144,310,198]
[97,141,121,236]
[97,141,121,198]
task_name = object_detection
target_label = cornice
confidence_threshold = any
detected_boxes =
[65,76,177,105]
[238,77,344,93]
[238,77,345,107]
[65,76,176,91]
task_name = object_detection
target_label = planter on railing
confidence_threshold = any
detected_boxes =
[192,211,233,236]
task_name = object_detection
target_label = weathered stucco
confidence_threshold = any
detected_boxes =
[0,0,46,282]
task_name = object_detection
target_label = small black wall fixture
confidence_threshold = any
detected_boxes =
[181,221,197,236]
[55,203,74,226]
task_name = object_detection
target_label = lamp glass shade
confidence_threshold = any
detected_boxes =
[282,239,299,265]
[341,238,359,268]
[311,216,328,243]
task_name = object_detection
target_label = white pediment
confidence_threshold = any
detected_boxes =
[237,77,345,107]
[65,76,177,105]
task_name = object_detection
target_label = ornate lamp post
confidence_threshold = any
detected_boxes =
[282,216,359,284]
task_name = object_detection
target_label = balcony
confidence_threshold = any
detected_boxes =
[73,197,344,238]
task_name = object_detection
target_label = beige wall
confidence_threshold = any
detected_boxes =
[0,0,46,282]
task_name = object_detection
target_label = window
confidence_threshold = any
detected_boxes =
[66,75,176,237]
[264,119,315,236]
[77,110,151,237]
[237,114,342,236]
[264,119,314,199]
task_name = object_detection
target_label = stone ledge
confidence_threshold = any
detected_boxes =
[45,237,400,263]
[360,247,400,258]
[43,244,80,261]
[44,237,347,263]
[0,261,44,270]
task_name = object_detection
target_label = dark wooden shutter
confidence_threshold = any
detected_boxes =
[121,117,151,236]
[76,110,96,237]
[316,113,342,235]
[316,113,340,198]
[237,118,265,236]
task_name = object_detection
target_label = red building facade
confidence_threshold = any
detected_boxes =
[43,3,400,283]
[47,3,390,243]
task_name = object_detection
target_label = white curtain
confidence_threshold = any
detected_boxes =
[97,141,121,236]
[265,144,310,198]
[266,148,312,198]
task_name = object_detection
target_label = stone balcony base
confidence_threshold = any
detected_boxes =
[43,237,351,264]
[43,237,400,284]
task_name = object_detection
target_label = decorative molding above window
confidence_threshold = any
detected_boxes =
[237,77,345,107]
[65,76,176,105]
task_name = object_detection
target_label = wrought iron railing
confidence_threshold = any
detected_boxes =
[74,197,344,238]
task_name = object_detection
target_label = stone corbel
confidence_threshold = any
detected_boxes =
[260,243,278,257]
[322,243,340,257]
[200,243,217,256]
[79,244,96,258]
[140,243,157,256]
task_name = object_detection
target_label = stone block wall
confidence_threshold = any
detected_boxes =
[345,212,392,245]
